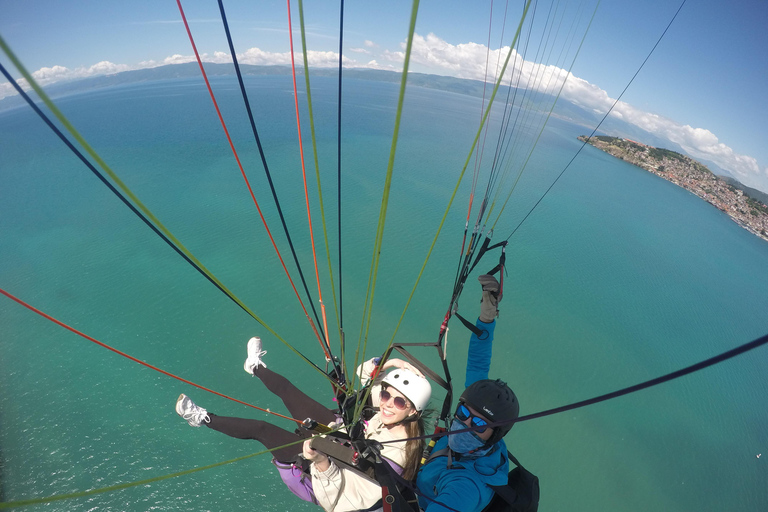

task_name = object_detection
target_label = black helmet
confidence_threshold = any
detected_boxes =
[459,379,519,446]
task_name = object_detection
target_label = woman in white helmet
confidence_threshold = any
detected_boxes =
[175,337,431,512]
[304,358,432,512]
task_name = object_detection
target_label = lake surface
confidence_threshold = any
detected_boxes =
[1,74,767,511]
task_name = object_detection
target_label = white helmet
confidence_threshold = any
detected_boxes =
[382,368,431,412]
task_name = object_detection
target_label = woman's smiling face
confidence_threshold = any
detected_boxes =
[379,385,416,426]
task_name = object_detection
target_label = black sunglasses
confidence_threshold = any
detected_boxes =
[455,403,489,433]
[380,389,409,410]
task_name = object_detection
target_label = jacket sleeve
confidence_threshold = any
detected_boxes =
[423,470,495,512]
[356,357,383,407]
[465,318,496,388]
[309,415,406,512]
[356,358,378,385]
[310,461,383,512]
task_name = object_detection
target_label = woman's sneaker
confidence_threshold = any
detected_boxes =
[175,394,210,427]
[244,336,267,375]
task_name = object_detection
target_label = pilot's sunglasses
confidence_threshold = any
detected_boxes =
[455,403,489,433]
[380,389,408,410]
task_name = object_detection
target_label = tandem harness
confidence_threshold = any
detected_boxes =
[302,384,420,512]
[308,433,420,512]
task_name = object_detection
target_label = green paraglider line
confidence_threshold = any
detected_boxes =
[0,1,718,510]
[383,0,533,352]
[353,0,421,422]
[214,0,329,352]
[488,0,601,228]
[297,0,344,360]
[503,0,688,238]
[0,33,333,383]
[0,441,305,510]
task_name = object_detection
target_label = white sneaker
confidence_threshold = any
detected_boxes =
[244,336,267,375]
[175,394,209,427]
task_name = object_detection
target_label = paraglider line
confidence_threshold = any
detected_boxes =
[215,0,328,354]
[0,286,303,424]
[378,330,768,445]
[0,438,310,510]
[296,0,342,366]
[0,47,329,382]
[507,0,687,239]
[337,0,345,333]
[286,0,334,362]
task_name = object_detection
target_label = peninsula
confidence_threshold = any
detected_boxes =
[579,135,768,243]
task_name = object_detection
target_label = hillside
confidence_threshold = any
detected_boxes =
[579,135,768,242]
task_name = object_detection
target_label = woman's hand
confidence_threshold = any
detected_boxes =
[381,358,424,377]
[303,439,331,472]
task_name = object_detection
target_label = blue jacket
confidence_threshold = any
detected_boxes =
[416,318,510,512]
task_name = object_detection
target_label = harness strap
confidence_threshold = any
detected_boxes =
[374,457,420,512]
[309,436,379,484]
[454,312,483,337]
[455,240,507,337]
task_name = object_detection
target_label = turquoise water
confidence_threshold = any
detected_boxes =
[1,75,767,511]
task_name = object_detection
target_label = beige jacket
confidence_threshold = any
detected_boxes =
[309,359,408,512]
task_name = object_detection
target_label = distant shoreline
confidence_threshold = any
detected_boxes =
[579,135,768,243]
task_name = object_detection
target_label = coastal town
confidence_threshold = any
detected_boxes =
[578,135,768,243]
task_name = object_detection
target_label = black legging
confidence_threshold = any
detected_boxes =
[205,367,337,461]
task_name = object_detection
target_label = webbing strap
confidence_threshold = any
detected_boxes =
[448,239,507,341]
[454,312,483,337]
[389,346,450,391]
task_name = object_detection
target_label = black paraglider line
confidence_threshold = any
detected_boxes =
[4,0,761,510]
[506,0,689,240]
[216,0,329,348]
[0,59,329,381]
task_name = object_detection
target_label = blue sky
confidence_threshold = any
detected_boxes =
[1,0,767,193]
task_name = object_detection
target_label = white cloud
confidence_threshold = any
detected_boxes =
[304,50,349,67]
[401,32,768,192]
[237,47,355,67]
[0,81,20,99]
[0,61,134,99]
[32,65,71,81]
[211,51,232,63]
[410,33,499,79]
[238,47,290,65]
[365,59,398,71]
[0,47,359,102]
[161,54,197,65]
[381,49,405,65]
[2,32,764,192]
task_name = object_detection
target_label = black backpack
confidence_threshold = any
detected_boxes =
[482,453,540,512]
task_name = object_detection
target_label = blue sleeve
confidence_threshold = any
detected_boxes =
[465,318,495,388]
[423,469,496,512]
[424,486,487,512]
